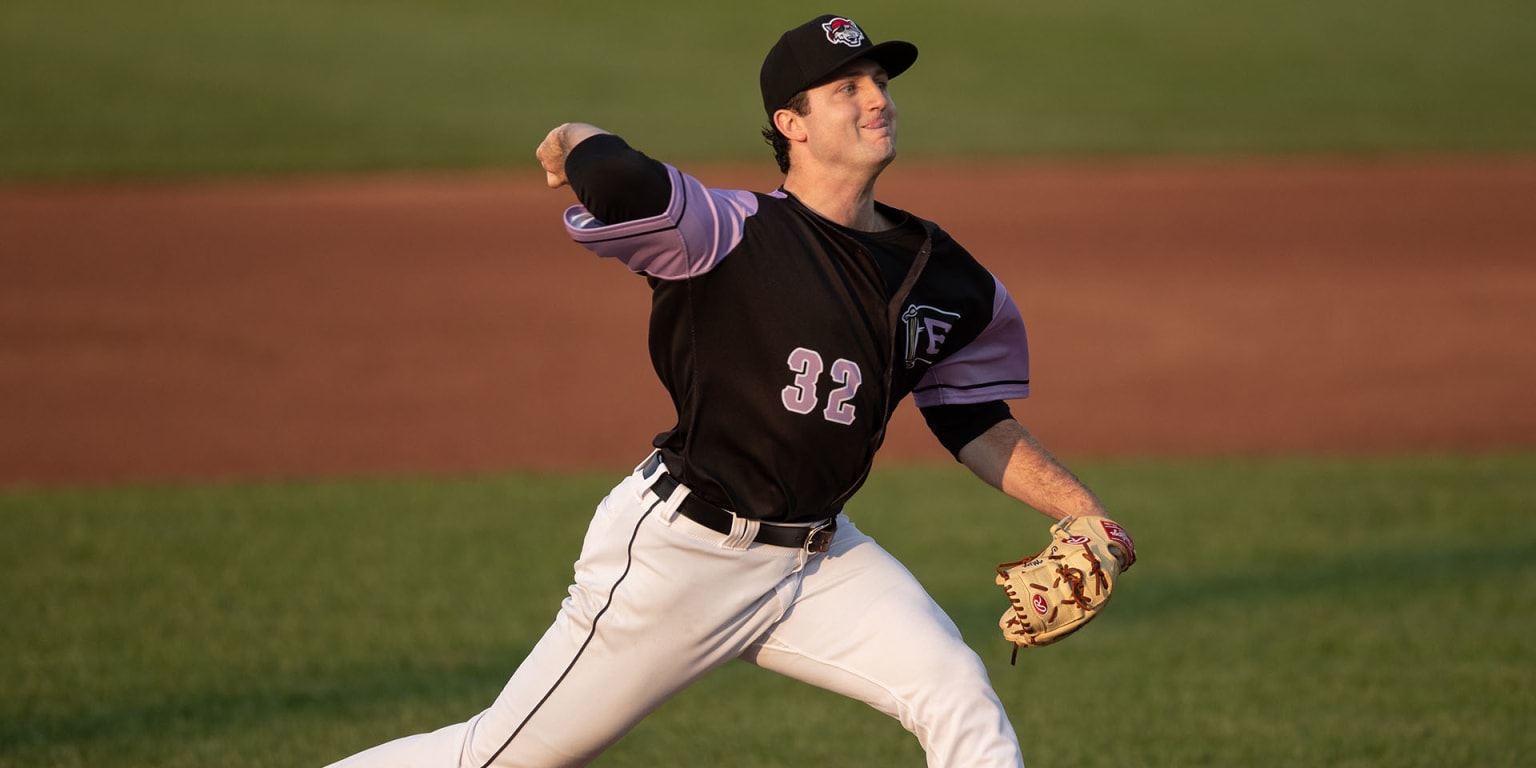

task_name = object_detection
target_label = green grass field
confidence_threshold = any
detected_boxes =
[3,0,1534,179]
[3,453,1532,767]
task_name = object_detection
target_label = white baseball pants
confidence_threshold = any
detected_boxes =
[325,455,1022,767]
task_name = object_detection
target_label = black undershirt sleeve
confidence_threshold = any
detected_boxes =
[920,400,1015,459]
[564,133,672,225]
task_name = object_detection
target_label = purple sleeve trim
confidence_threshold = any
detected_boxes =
[911,274,1032,407]
[562,164,758,279]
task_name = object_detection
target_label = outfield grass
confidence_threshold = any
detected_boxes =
[2,0,1533,179]
[2,453,1532,767]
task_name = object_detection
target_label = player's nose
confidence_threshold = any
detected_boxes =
[863,84,892,113]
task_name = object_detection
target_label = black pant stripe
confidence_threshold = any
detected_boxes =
[478,498,660,767]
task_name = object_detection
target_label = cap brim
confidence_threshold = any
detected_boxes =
[866,40,919,80]
[809,40,919,90]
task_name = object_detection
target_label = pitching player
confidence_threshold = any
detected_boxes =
[325,14,1123,768]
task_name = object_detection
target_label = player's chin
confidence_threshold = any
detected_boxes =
[861,131,897,153]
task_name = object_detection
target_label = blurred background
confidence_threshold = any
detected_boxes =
[3,0,1533,484]
[3,0,1533,178]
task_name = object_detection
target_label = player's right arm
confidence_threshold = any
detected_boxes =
[538,123,673,225]
[536,123,759,279]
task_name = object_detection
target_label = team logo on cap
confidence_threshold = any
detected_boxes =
[823,17,866,47]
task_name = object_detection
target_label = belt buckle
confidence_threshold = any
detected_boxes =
[804,520,836,555]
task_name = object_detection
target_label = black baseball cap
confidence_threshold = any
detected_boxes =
[759,15,919,117]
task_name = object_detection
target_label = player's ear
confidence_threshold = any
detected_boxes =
[773,108,807,143]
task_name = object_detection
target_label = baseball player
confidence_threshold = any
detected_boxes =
[325,14,1128,768]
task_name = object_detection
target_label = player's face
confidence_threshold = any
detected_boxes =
[799,60,898,173]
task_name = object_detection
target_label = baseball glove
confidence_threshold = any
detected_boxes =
[995,515,1136,661]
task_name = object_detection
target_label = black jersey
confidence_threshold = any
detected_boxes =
[563,162,1031,523]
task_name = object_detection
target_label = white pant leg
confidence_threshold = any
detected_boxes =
[740,516,1024,768]
[326,464,813,768]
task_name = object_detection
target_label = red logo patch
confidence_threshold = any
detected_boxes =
[1099,519,1135,561]
[822,17,866,47]
[1031,594,1050,616]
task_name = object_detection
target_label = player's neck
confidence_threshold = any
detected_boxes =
[782,167,891,232]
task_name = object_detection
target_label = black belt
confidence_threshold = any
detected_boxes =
[641,453,836,554]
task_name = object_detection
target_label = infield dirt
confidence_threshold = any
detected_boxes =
[2,158,1532,486]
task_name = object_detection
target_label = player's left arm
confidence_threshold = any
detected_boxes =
[908,264,1107,522]
[978,418,1137,656]
[957,417,1111,523]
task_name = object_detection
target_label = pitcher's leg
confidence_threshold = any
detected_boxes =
[326,467,807,767]
[325,601,669,767]
[324,721,476,768]
[741,517,1023,768]
[326,480,670,768]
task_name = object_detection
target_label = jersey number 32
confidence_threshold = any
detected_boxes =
[781,346,863,426]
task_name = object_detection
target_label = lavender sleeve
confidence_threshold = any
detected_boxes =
[562,164,758,279]
[911,275,1032,407]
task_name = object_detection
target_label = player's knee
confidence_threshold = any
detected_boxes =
[893,660,1019,766]
[899,641,998,706]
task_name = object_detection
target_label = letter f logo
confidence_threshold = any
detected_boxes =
[902,305,962,368]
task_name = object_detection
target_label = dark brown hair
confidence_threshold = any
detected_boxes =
[760,91,811,174]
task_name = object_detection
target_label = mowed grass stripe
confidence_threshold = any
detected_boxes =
[1,453,1531,766]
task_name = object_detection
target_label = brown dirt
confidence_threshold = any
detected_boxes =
[2,158,1533,487]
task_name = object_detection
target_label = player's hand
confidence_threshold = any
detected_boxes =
[536,123,611,190]
[536,124,574,189]
[995,515,1136,660]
